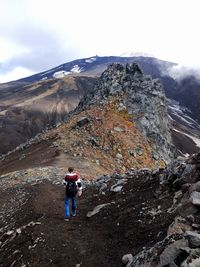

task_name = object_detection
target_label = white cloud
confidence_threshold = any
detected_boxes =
[0,67,34,83]
[165,65,200,82]
[0,0,200,82]
[0,37,31,63]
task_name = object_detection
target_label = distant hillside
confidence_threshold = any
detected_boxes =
[168,75,200,123]
[0,63,175,177]
[16,56,174,82]
[12,55,200,124]
[0,76,96,154]
[0,55,200,156]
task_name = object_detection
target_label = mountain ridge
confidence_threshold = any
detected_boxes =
[0,62,174,178]
[0,55,174,83]
[0,55,200,158]
[1,60,200,267]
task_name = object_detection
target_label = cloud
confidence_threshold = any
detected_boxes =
[0,23,80,82]
[1,0,200,82]
[0,0,82,82]
[166,65,200,82]
[0,67,34,83]
[1,26,77,72]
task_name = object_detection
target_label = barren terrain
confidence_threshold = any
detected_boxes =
[0,171,173,267]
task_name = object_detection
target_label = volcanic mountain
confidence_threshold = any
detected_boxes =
[1,55,200,157]
[1,63,200,267]
[13,54,200,126]
[0,62,175,178]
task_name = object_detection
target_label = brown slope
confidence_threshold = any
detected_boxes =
[0,95,165,179]
[0,75,96,155]
[0,63,172,178]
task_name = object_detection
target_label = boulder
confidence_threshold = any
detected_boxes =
[122,254,133,267]
[167,216,191,236]
[110,185,123,193]
[76,117,90,127]
[189,181,200,193]
[129,236,189,267]
[188,258,200,267]
[86,203,111,218]
[190,191,200,206]
[114,127,124,132]
[158,239,188,266]
[116,153,123,160]
[184,231,200,248]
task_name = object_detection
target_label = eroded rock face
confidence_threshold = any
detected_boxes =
[160,153,200,188]
[78,63,175,164]
[123,152,200,267]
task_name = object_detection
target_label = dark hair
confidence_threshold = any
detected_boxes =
[68,167,74,173]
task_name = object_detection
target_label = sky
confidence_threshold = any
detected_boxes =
[0,0,200,83]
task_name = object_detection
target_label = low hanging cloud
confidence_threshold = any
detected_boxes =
[0,67,34,83]
[0,24,78,81]
[1,0,200,83]
[165,65,200,82]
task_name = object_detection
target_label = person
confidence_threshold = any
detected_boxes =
[63,167,82,221]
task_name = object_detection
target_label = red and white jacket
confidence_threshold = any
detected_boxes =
[63,172,82,190]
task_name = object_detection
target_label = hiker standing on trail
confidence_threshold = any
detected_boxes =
[63,167,82,221]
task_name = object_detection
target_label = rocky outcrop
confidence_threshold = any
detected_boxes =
[1,56,200,158]
[122,152,200,267]
[1,146,200,266]
[0,63,175,177]
[78,63,175,163]
[0,158,174,267]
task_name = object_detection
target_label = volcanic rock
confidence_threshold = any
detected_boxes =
[78,62,175,163]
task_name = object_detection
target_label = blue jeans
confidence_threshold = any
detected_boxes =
[65,195,77,218]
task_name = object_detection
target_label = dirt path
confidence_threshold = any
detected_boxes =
[0,174,174,267]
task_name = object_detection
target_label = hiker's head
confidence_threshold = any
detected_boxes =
[68,167,74,173]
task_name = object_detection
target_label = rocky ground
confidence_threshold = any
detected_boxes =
[0,167,174,267]
[1,152,200,266]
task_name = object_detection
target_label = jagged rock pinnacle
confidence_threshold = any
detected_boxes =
[78,62,175,163]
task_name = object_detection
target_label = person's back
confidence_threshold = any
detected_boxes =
[63,167,82,221]
[65,170,79,197]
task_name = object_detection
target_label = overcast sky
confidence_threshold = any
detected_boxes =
[0,0,200,83]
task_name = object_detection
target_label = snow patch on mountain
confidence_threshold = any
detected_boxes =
[173,128,200,148]
[119,51,154,57]
[71,65,83,73]
[168,99,200,153]
[85,57,96,63]
[168,99,200,130]
[52,71,70,78]
[48,65,83,79]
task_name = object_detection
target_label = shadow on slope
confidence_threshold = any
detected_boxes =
[0,76,97,155]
